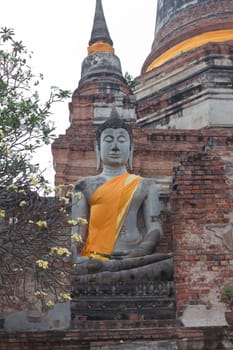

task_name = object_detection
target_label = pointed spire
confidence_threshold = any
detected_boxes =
[89,0,113,46]
[79,0,124,87]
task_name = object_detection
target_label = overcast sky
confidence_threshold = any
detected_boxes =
[1,0,157,184]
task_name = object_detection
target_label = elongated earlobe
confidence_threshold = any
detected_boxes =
[94,142,101,171]
[128,143,134,172]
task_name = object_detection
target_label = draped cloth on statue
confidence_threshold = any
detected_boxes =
[82,173,141,258]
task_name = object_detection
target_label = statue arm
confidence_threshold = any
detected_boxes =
[71,184,89,262]
[128,182,163,257]
[143,182,163,250]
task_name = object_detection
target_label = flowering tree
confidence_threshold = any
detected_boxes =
[0,27,82,312]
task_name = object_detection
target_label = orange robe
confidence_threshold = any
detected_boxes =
[82,173,141,258]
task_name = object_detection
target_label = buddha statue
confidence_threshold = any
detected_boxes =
[71,110,173,283]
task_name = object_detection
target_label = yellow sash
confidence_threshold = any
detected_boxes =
[82,173,141,258]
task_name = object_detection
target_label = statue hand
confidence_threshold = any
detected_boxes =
[110,250,129,259]
[126,247,149,258]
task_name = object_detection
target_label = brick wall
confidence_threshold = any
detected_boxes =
[171,133,233,322]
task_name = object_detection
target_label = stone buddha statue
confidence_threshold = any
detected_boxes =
[71,111,173,283]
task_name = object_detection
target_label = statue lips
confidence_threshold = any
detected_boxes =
[109,153,121,158]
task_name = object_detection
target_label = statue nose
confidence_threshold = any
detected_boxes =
[112,143,119,152]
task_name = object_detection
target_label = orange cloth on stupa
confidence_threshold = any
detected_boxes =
[82,173,141,258]
[147,29,233,71]
[88,42,115,54]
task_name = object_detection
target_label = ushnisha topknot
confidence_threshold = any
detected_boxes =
[96,105,133,148]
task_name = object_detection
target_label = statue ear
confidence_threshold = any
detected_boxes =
[128,143,134,172]
[94,141,101,171]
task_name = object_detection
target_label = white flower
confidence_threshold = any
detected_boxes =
[36,220,48,228]
[46,300,55,308]
[36,260,48,269]
[0,210,6,218]
[72,233,83,243]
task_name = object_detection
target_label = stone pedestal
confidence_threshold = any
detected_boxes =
[71,280,175,321]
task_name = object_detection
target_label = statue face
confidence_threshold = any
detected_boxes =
[100,128,131,167]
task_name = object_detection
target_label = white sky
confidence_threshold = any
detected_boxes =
[1,0,157,185]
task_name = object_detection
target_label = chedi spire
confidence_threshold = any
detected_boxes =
[89,0,113,46]
[78,0,123,86]
[88,0,114,55]
[73,0,136,123]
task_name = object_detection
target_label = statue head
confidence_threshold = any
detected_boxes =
[95,107,134,171]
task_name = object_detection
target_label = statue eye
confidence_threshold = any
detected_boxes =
[118,136,126,143]
[103,136,113,143]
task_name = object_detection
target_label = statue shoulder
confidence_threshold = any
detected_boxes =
[137,178,160,201]
[139,177,160,192]
[73,176,93,193]
[73,175,106,198]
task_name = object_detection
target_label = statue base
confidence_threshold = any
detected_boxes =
[71,280,175,321]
